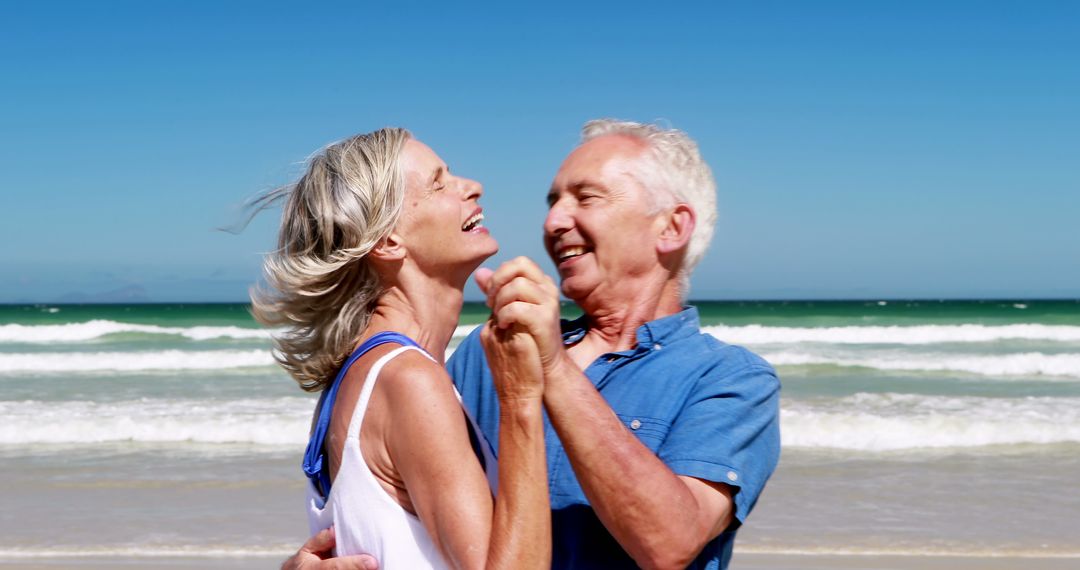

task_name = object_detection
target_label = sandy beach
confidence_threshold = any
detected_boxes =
[733,553,1080,570]
[4,552,1080,570]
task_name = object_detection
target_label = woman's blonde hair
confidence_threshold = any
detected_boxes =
[251,128,412,392]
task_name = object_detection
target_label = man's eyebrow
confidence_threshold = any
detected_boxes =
[570,180,606,195]
[547,180,606,205]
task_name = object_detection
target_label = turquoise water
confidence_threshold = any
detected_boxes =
[7,298,1078,325]
[1,300,1079,558]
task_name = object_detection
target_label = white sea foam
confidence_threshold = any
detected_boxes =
[705,323,1080,345]
[764,350,1080,378]
[0,398,312,445]
[454,324,480,339]
[0,320,273,343]
[4,393,1075,451]
[782,393,1080,450]
[0,320,481,344]
[0,350,276,373]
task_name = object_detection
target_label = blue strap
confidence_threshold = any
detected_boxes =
[303,331,424,498]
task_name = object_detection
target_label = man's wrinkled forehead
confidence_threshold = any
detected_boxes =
[550,135,650,193]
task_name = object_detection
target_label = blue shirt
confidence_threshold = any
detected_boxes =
[447,307,781,569]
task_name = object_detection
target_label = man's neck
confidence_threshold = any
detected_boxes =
[567,275,683,369]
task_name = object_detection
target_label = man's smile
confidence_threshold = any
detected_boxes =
[554,245,593,269]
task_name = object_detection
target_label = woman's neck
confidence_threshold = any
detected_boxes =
[365,275,465,365]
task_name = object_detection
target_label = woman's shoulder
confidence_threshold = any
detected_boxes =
[372,346,458,407]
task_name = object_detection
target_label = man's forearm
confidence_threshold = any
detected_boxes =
[542,357,725,569]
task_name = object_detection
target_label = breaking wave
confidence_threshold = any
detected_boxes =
[0,320,481,345]
[782,393,1080,450]
[0,350,276,373]
[0,320,272,343]
[0,397,312,445]
[764,351,1080,378]
[705,323,1080,345]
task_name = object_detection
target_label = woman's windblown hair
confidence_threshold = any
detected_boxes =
[251,128,412,392]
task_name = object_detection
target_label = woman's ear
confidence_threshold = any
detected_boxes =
[369,232,407,262]
[657,203,696,255]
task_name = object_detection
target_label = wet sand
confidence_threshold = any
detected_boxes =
[4,553,1080,569]
[733,552,1080,569]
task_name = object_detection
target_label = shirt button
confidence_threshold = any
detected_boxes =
[653,343,662,350]
[629,419,642,430]
[727,471,738,482]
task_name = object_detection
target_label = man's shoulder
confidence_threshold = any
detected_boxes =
[691,331,776,376]
[447,325,488,391]
[450,325,484,357]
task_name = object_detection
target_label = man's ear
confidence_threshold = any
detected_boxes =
[369,232,407,262]
[657,203,696,255]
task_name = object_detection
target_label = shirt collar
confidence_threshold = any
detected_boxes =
[561,306,701,350]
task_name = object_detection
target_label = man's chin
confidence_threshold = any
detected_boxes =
[558,277,594,306]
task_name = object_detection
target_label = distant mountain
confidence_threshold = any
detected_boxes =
[55,285,151,303]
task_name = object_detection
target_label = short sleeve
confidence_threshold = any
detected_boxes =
[658,361,781,524]
[447,326,484,394]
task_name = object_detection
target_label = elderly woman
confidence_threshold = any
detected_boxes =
[253,128,549,569]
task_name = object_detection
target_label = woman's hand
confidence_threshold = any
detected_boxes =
[475,258,565,378]
[478,316,544,404]
[475,264,552,570]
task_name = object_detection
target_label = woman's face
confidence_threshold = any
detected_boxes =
[395,139,498,271]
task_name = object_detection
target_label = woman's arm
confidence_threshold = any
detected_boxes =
[479,323,550,569]
[378,348,549,570]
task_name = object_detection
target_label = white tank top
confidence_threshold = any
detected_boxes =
[305,345,497,567]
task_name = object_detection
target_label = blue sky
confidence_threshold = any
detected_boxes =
[2,1,1078,302]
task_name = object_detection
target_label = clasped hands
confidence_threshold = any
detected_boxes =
[474,257,565,404]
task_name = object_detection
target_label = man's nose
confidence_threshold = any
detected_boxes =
[543,200,572,237]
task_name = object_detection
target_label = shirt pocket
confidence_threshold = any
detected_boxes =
[616,414,672,453]
[548,415,674,505]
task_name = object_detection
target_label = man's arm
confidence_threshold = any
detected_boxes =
[542,355,734,570]
[480,258,735,569]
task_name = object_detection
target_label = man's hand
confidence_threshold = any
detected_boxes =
[281,527,379,570]
[475,257,564,375]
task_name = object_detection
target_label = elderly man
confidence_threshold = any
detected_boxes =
[288,120,780,569]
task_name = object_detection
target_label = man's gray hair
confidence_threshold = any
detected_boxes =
[581,119,718,292]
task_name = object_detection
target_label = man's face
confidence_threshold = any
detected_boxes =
[544,135,667,304]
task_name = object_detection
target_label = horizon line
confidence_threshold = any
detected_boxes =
[3,297,1080,307]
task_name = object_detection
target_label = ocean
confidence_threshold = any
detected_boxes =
[1,300,1079,566]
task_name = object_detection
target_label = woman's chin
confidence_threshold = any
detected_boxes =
[465,244,498,272]
[470,235,499,263]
